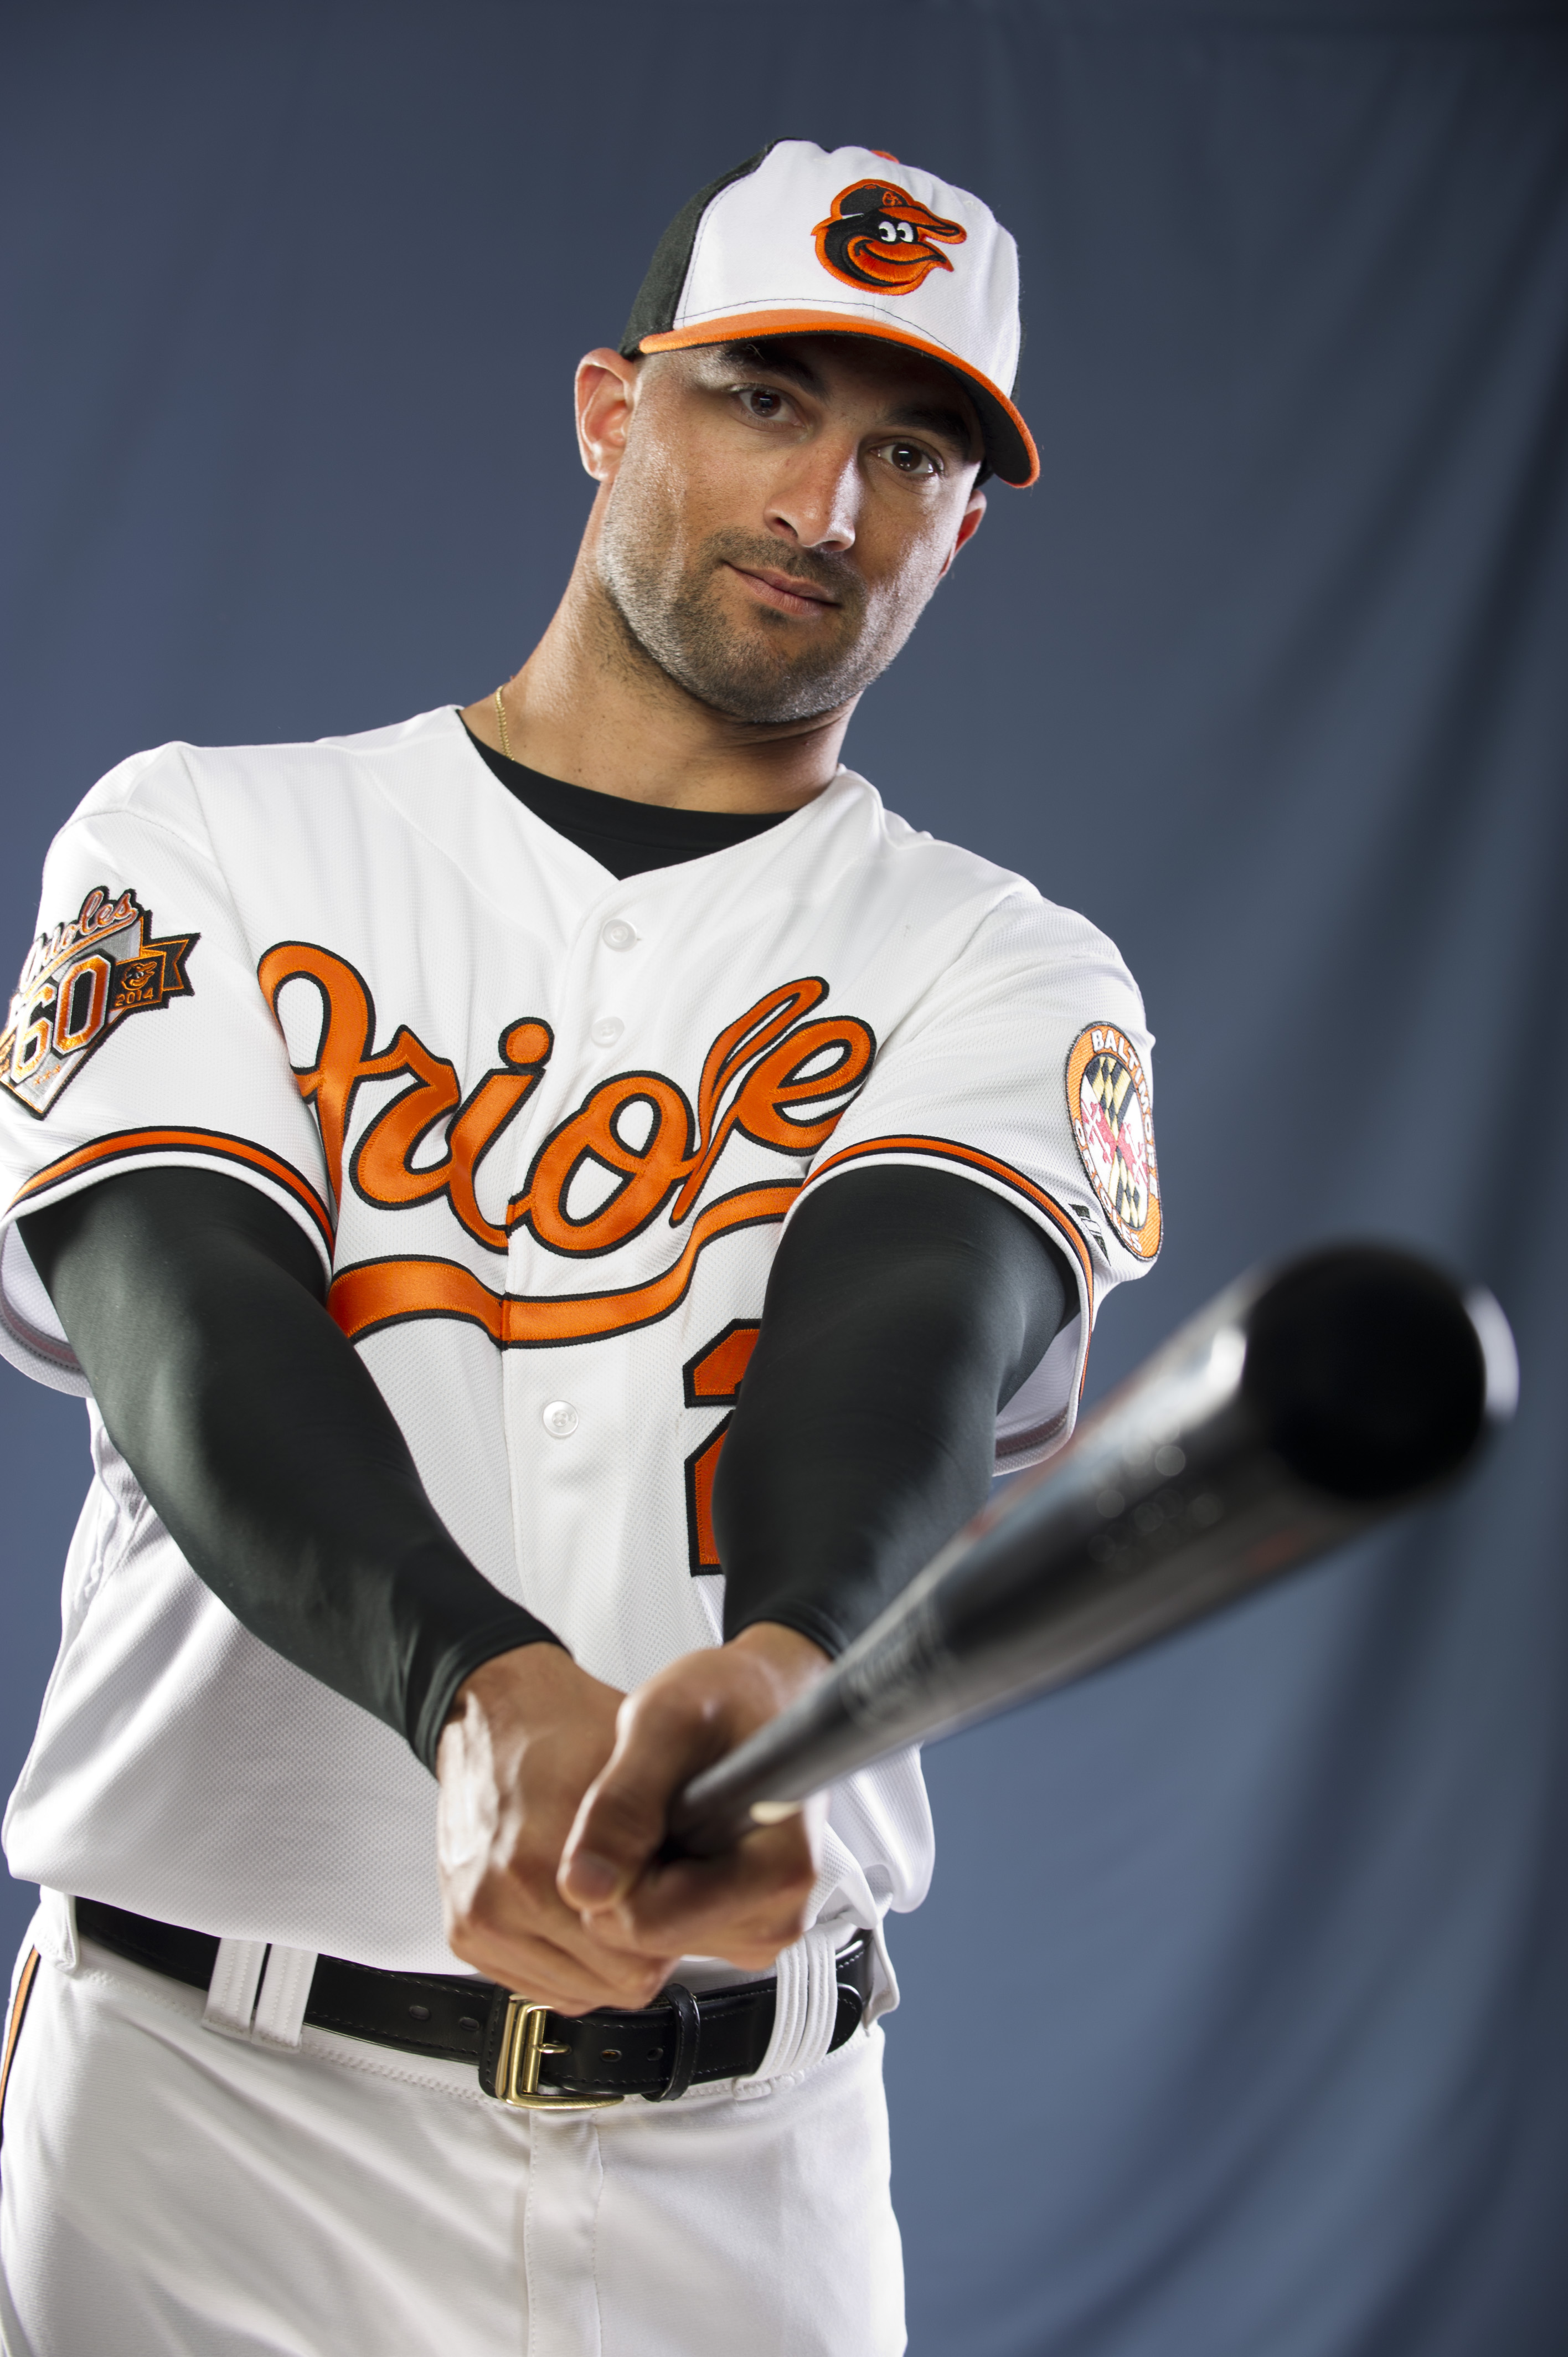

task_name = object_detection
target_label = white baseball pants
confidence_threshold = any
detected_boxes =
[0,1926,905,2356]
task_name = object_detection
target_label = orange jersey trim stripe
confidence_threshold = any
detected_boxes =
[329,1181,802,1349]
[637,309,1041,486]
[805,1135,1095,1312]
[7,1129,335,1256]
[0,1947,40,2152]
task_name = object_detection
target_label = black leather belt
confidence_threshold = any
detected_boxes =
[75,1898,873,2109]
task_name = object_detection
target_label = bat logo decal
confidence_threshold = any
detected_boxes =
[1065,1023,1162,1262]
[812,181,966,295]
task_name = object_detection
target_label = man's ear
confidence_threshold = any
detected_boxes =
[940,488,988,578]
[575,348,642,482]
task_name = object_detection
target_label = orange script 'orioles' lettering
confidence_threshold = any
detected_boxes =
[259,945,875,1271]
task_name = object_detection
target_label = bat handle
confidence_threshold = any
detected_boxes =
[664,1712,818,1857]
[661,1790,801,1861]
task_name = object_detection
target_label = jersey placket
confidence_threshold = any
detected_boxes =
[498,883,656,1677]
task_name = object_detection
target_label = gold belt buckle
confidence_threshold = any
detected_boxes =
[496,1996,625,2112]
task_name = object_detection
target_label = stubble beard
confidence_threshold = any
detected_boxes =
[595,502,926,727]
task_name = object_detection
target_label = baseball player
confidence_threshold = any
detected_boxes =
[0,141,1160,2355]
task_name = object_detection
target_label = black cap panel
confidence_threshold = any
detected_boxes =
[620,145,779,356]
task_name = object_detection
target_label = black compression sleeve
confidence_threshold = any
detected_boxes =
[19,1164,1071,1767]
[18,1169,562,1771]
[712,1166,1072,1657]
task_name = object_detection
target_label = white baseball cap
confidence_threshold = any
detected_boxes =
[621,139,1038,487]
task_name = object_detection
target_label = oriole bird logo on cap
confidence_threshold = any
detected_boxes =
[812,180,967,294]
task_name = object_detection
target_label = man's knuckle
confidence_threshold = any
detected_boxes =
[585,1785,662,1850]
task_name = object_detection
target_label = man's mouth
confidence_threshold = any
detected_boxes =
[724,563,842,619]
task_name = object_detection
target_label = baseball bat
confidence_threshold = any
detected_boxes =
[668,1244,1516,1857]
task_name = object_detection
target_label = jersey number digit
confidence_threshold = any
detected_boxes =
[682,1320,761,1574]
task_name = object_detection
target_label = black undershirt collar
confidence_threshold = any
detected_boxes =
[460,716,790,882]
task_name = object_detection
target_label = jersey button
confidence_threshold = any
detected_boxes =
[600,918,637,951]
[541,1401,580,1439]
[590,1016,623,1048]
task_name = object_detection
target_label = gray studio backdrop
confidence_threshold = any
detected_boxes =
[2,4,1565,2351]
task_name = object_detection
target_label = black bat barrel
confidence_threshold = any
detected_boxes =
[668,1245,1515,1857]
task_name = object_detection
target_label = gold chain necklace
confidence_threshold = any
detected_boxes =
[493,683,513,760]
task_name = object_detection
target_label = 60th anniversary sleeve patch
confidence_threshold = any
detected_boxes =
[1065,1022,1162,1261]
[0,887,198,1119]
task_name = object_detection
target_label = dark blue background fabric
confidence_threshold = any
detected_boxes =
[2,4,1565,2348]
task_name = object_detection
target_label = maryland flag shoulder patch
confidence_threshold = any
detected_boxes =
[1065,1022,1161,1262]
[0,887,198,1119]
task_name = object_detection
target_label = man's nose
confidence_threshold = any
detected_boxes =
[764,438,861,553]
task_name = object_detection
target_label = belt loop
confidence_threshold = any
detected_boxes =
[202,1937,268,2040]
[35,1889,78,1974]
[647,1981,699,2103]
[751,1924,842,2085]
[251,1944,318,2049]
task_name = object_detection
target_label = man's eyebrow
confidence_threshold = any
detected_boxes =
[713,343,979,460]
[716,341,823,391]
[883,402,980,459]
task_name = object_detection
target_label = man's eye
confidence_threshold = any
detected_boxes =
[880,441,940,478]
[739,387,787,419]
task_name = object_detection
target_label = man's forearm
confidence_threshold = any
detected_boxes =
[19,1169,560,1769]
[713,1166,1071,1656]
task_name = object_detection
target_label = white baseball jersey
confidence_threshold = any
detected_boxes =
[0,704,1159,1980]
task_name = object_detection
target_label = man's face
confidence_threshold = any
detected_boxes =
[590,337,986,726]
